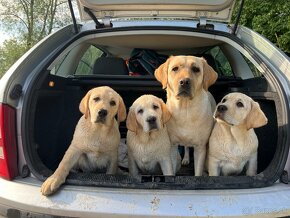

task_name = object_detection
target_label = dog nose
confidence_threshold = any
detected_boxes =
[179,78,191,87]
[217,105,227,113]
[146,116,157,124]
[98,109,108,117]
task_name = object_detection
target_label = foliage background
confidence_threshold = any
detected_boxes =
[0,0,289,78]
[232,0,290,55]
[0,0,74,78]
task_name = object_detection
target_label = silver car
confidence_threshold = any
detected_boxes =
[1,0,290,217]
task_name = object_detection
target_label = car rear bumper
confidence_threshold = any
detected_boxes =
[1,177,290,218]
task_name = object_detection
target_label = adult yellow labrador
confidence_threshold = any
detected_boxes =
[208,92,268,176]
[155,55,218,176]
[41,86,126,196]
[126,95,181,176]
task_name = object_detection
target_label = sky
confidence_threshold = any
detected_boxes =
[0,30,11,45]
[0,4,8,45]
[0,20,19,45]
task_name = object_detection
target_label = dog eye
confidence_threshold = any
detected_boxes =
[137,109,144,114]
[172,66,179,72]
[222,98,227,103]
[93,97,100,102]
[153,105,159,110]
[110,100,116,106]
[192,66,200,73]
[236,101,244,108]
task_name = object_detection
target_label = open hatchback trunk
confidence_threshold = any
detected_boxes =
[18,0,290,190]
[77,0,236,22]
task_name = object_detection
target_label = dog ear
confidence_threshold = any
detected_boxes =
[79,90,91,119]
[245,101,268,130]
[126,108,137,133]
[117,95,127,124]
[154,57,171,89]
[202,58,218,91]
[159,98,171,124]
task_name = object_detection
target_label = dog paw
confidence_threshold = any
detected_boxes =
[246,171,257,176]
[41,176,63,196]
[182,158,190,165]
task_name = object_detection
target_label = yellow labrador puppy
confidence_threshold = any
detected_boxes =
[41,86,126,195]
[208,92,268,176]
[126,95,181,176]
[155,56,218,176]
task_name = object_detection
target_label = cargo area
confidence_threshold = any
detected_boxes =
[22,30,287,189]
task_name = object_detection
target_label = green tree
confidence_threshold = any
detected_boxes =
[232,0,290,54]
[0,39,27,76]
[0,0,74,78]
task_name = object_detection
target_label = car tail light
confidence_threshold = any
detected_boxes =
[0,104,18,180]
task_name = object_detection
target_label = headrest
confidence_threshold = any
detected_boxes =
[93,57,129,75]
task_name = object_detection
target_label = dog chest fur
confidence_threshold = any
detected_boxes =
[166,91,214,147]
[127,127,172,164]
[209,123,258,175]
[73,116,120,153]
